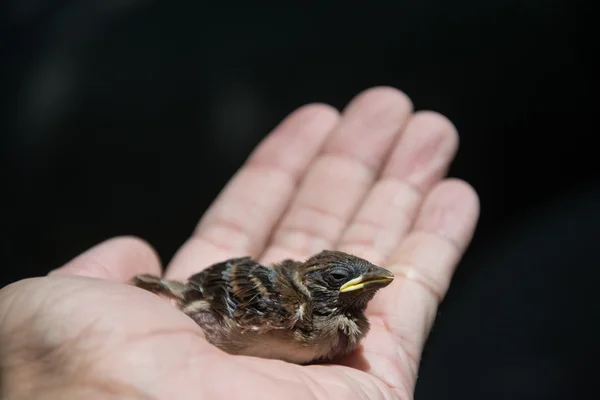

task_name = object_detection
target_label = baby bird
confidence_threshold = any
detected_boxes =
[130,250,394,364]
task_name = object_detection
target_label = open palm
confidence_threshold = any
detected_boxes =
[0,87,479,399]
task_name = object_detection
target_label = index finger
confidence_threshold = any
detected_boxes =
[165,104,339,280]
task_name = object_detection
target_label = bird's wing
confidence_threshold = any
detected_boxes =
[186,257,309,332]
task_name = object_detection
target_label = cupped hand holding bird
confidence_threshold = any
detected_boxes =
[0,87,480,400]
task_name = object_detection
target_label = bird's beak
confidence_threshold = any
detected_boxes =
[339,266,394,292]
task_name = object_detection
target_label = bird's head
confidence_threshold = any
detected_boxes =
[300,250,394,315]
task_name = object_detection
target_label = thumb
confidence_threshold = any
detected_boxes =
[48,236,163,282]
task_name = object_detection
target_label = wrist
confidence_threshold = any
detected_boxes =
[0,330,146,400]
[2,363,149,400]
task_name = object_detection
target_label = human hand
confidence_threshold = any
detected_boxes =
[0,87,479,400]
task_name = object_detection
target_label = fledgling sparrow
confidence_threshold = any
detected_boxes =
[130,250,394,364]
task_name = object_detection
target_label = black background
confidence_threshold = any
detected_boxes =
[2,2,597,399]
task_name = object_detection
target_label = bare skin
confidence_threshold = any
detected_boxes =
[0,86,479,400]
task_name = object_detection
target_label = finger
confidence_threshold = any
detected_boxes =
[48,236,163,282]
[338,111,459,264]
[165,104,339,279]
[369,179,479,375]
[260,87,414,264]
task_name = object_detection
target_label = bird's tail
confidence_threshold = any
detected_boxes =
[130,274,189,307]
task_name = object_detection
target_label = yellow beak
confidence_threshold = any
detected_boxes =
[339,266,394,292]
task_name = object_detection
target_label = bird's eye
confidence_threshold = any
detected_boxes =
[329,270,348,282]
